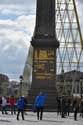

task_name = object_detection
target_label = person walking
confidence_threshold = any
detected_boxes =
[73,98,79,121]
[61,96,66,118]
[34,92,47,120]
[9,96,16,115]
[16,96,25,120]
[66,97,71,116]
[56,97,61,116]
[1,96,8,114]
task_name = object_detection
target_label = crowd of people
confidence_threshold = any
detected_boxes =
[0,93,83,121]
[0,92,47,121]
[0,95,26,120]
[56,95,83,121]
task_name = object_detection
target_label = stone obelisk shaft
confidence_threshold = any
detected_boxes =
[28,0,59,110]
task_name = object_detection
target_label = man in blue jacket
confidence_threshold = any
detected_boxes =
[17,96,25,120]
[34,92,47,120]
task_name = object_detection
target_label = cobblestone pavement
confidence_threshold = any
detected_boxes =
[0,112,83,125]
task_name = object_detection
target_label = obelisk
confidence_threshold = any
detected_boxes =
[28,0,59,110]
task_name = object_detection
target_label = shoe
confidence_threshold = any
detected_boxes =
[5,112,8,114]
[61,114,65,118]
[37,117,39,120]
[40,117,42,120]
[17,117,19,120]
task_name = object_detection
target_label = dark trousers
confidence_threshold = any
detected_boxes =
[57,106,61,115]
[2,106,7,114]
[61,106,65,118]
[74,110,78,120]
[37,107,43,120]
[67,106,70,116]
[10,106,16,115]
[17,109,24,120]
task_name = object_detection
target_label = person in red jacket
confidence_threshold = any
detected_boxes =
[9,96,16,115]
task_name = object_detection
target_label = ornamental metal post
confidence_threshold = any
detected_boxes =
[19,75,23,96]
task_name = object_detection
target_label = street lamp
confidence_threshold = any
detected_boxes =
[80,76,83,99]
[19,75,23,96]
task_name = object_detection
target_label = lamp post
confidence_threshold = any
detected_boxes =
[19,75,23,96]
[80,76,83,99]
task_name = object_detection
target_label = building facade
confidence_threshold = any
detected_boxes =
[56,70,83,96]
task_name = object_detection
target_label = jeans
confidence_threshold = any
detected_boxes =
[36,106,43,120]
[2,106,7,114]
[17,109,24,120]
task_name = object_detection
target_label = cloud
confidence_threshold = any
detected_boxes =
[0,0,36,5]
[0,0,82,81]
[0,0,36,17]
[0,0,36,80]
[79,0,83,3]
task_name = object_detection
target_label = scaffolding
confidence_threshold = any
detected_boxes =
[23,0,83,95]
[56,0,83,73]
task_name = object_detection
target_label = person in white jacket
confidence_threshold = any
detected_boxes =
[1,96,8,114]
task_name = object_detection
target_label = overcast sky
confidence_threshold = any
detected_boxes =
[0,0,36,81]
[0,0,82,81]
